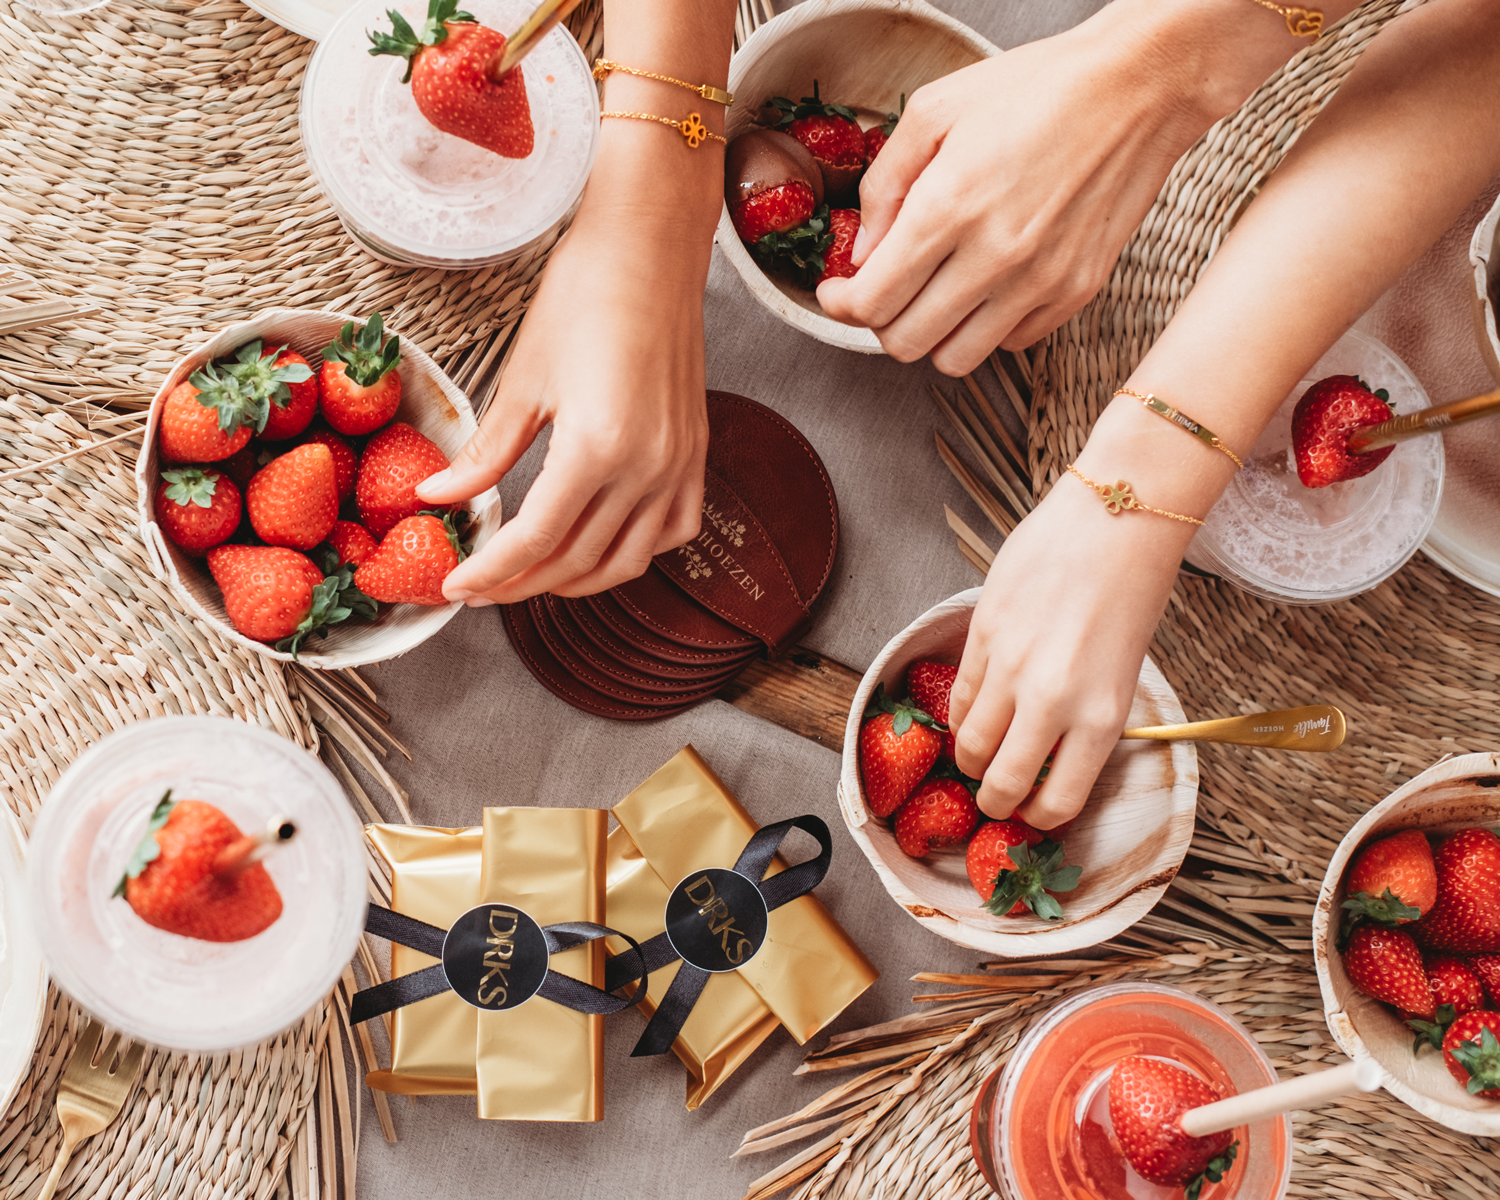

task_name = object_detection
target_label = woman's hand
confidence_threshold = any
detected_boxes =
[815,0,1331,376]
[419,125,719,604]
[947,448,1201,829]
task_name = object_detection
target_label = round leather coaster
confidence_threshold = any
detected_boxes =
[609,564,760,654]
[527,597,736,704]
[501,602,721,721]
[543,597,747,691]
[579,590,760,670]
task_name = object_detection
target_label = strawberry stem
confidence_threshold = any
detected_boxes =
[112,790,176,898]
[1185,1141,1238,1200]
[1408,1003,1458,1053]
[984,838,1081,920]
[368,0,477,83]
[1451,1025,1500,1094]
[323,312,402,387]
[161,467,223,508]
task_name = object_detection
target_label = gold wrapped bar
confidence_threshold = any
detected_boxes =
[364,808,608,1121]
[605,747,878,1109]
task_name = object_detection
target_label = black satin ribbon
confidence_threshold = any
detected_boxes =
[603,813,833,1058]
[349,904,649,1025]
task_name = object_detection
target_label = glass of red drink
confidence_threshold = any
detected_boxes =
[971,982,1292,1200]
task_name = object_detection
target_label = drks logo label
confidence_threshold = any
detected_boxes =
[441,904,549,1011]
[663,867,769,974]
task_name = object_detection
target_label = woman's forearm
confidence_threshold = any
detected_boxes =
[1077,0,1500,525]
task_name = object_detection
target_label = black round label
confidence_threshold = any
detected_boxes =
[441,904,549,1011]
[663,867,769,974]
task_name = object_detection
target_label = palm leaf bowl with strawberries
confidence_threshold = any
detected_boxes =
[838,587,1200,957]
[716,0,996,354]
[1315,751,1500,1136]
[136,308,501,669]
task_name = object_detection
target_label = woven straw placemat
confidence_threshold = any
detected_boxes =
[0,1,603,1196]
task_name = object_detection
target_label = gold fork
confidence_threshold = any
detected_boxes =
[37,1021,144,1200]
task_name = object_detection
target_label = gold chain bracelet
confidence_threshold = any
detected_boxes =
[1067,464,1205,527]
[593,58,734,106]
[599,111,725,148]
[1246,0,1324,39]
[1116,387,1244,469]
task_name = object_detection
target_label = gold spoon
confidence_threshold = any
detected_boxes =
[1348,387,1500,453]
[484,0,587,84]
[1121,705,1346,751]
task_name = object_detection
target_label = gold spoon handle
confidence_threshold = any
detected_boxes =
[486,0,587,84]
[1348,388,1500,454]
[1121,705,1346,751]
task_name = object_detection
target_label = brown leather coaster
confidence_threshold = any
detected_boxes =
[543,597,747,691]
[503,391,838,721]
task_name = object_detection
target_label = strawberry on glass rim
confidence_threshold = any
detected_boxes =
[1290,375,1395,489]
[368,0,534,159]
[1108,1055,1239,1200]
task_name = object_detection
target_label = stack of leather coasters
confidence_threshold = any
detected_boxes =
[503,391,838,720]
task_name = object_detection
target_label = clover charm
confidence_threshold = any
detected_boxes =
[1284,7,1322,38]
[681,113,708,148]
[1098,481,1138,515]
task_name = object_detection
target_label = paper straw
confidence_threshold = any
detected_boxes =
[212,816,297,880]
[1179,1060,1383,1137]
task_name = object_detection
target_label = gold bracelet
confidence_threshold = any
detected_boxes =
[599,111,725,148]
[593,58,734,106]
[1067,464,1205,526]
[1246,0,1324,39]
[1116,387,1245,469]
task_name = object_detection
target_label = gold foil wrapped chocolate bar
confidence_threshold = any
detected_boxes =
[604,747,879,1109]
[360,808,620,1121]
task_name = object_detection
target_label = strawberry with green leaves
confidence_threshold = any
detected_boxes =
[357,422,453,539]
[764,81,864,201]
[892,778,979,858]
[355,511,469,606]
[966,821,1080,920]
[858,683,941,818]
[158,369,257,464]
[227,341,318,441]
[1343,923,1435,1019]
[1408,955,1484,1051]
[369,0,534,159]
[1443,1011,1500,1098]
[320,313,403,435]
[1341,828,1436,936]
[156,467,241,555]
[247,442,340,551]
[1108,1055,1239,1198]
[1291,375,1396,488]
[206,544,367,655]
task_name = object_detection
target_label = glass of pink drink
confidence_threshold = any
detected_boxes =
[972,983,1292,1200]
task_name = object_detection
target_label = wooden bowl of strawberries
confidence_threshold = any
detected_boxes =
[1314,753,1500,1136]
[135,308,500,669]
[717,0,995,353]
[837,589,1199,957]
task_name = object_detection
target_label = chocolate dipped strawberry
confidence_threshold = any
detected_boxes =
[369,0,534,159]
[763,82,864,203]
[725,128,825,244]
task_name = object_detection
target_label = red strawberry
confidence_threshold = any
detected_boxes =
[327,520,378,569]
[1415,827,1500,954]
[319,314,403,436]
[1343,924,1435,1018]
[1342,829,1437,931]
[816,209,861,283]
[1468,955,1500,1004]
[217,441,263,491]
[858,684,942,818]
[158,374,254,464]
[247,443,339,550]
[765,82,864,201]
[863,96,903,163]
[907,661,957,724]
[357,422,452,540]
[155,468,241,555]
[893,779,979,858]
[725,128,825,243]
[369,0,533,159]
[116,794,282,943]
[207,544,354,653]
[1442,1011,1500,1099]
[1108,1056,1238,1192]
[965,821,1079,919]
[1290,375,1396,488]
[297,424,359,501]
[355,512,466,606]
[1407,955,1485,1050]
[231,342,318,442]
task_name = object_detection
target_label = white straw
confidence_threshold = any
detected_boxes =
[1178,1060,1383,1138]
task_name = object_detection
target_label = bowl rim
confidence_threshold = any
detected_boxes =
[837,587,1199,957]
[1312,749,1500,1136]
[717,0,999,355]
[1468,191,1500,387]
[134,306,499,670]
